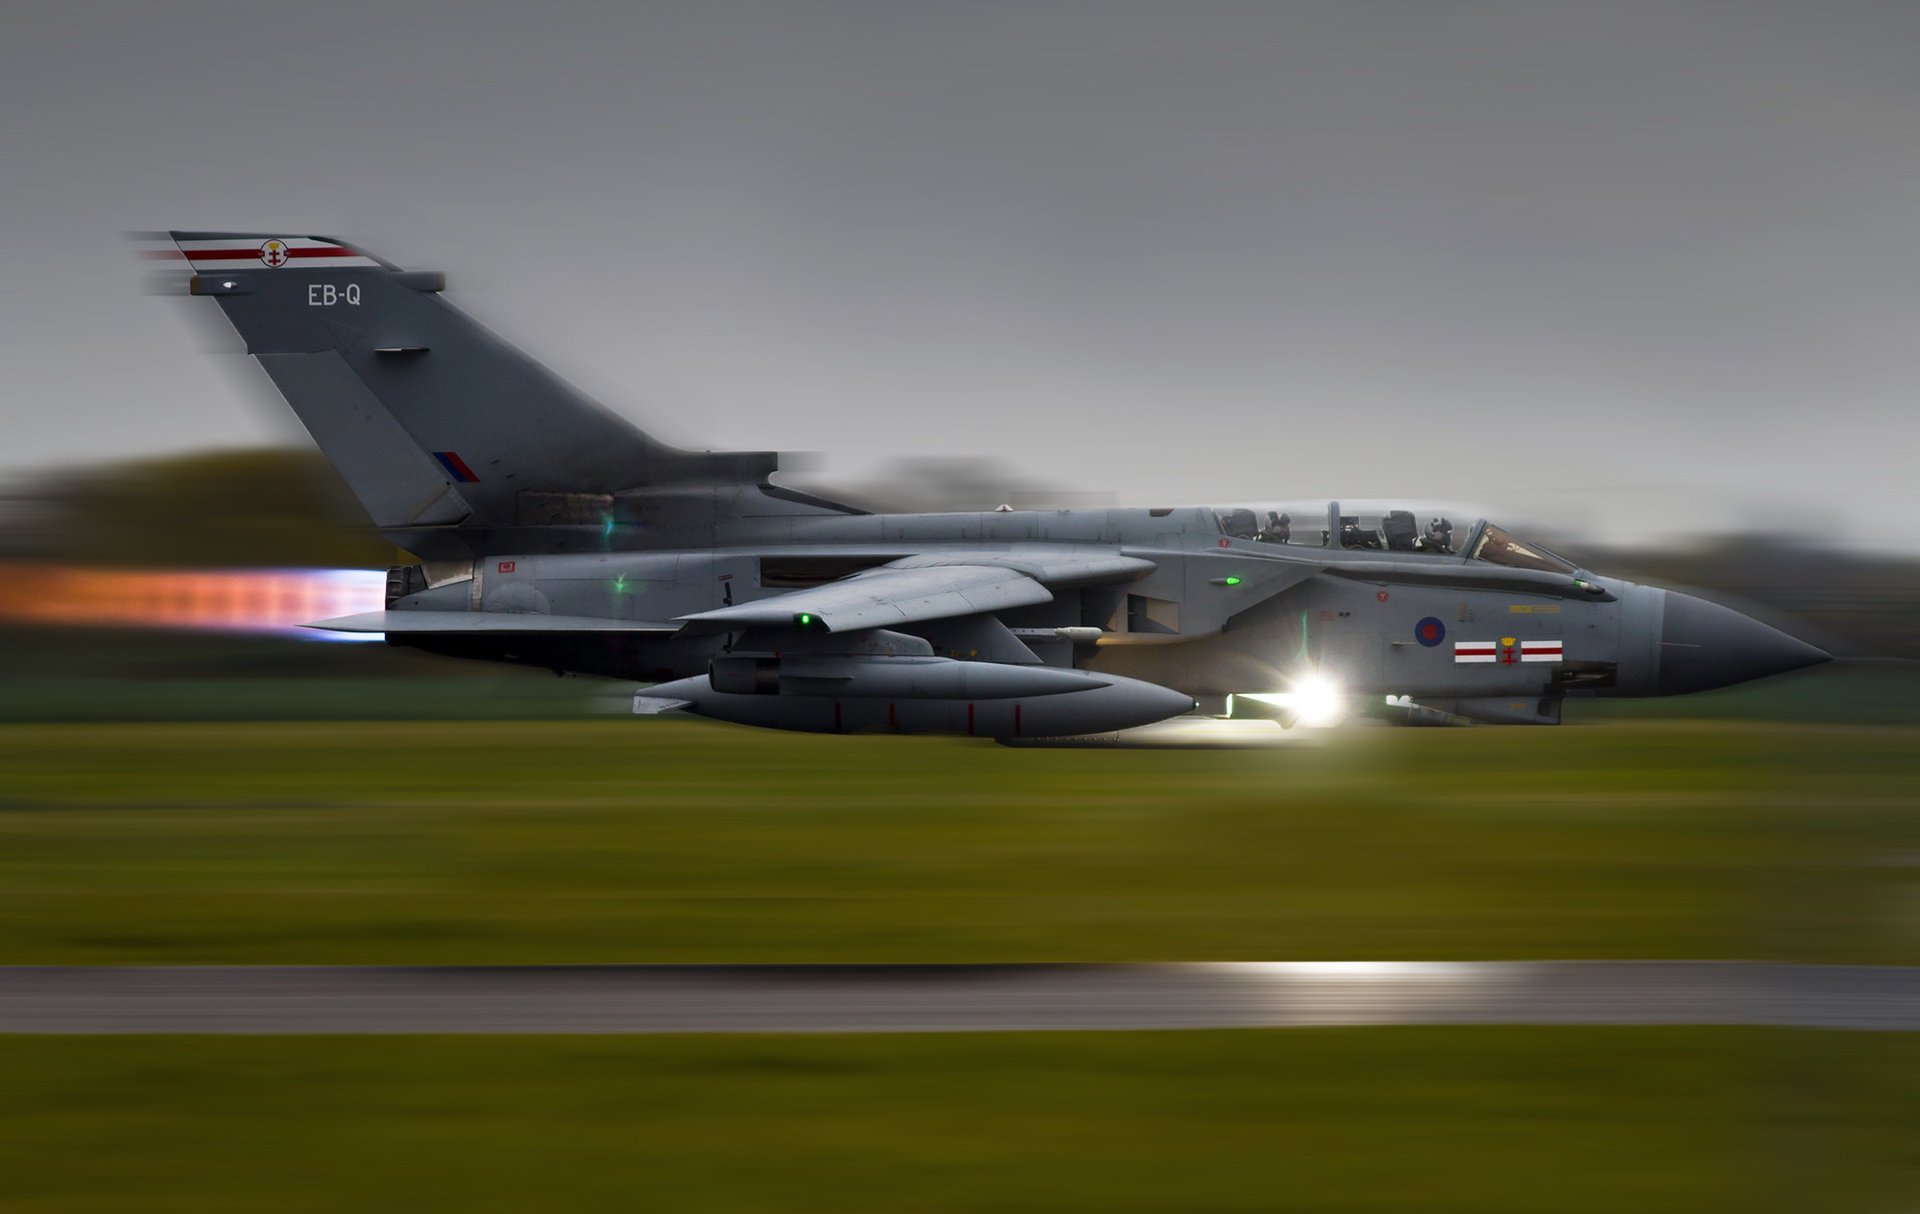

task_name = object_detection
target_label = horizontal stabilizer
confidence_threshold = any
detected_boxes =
[308,611,680,634]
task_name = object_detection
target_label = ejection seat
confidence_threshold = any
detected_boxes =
[1380,510,1419,551]
[1219,508,1260,539]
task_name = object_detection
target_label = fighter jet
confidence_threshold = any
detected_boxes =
[164,231,1828,743]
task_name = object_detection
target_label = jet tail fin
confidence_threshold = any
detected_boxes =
[166,231,776,551]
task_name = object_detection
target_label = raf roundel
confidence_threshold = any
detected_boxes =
[1415,616,1446,648]
[259,239,289,268]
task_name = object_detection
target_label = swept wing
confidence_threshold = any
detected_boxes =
[676,550,1153,636]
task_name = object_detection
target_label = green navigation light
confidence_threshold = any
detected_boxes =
[1224,576,1242,586]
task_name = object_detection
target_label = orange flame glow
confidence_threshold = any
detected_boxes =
[0,563,386,638]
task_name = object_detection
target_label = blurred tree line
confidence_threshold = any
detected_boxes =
[1572,542,1920,663]
[3,448,1916,660]
[0,449,397,569]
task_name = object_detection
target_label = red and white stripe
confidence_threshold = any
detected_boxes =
[173,237,381,270]
[1454,640,1498,664]
[1520,640,1563,663]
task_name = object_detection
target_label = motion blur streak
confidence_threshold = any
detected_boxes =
[0,963,1910,1033]
[0,562,384,640]
[1212,962,1493,978]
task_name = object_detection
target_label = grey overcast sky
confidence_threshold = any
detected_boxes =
[1,1,1915,547]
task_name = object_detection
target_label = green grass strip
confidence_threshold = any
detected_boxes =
[0,721,1913,965]
[0,1029,1913,1213]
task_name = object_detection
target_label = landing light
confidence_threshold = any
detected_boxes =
[1238,674,1347,728]
[1289,675,1346,727]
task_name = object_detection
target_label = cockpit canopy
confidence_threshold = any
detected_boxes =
[1212,503,1580,573]
[1466,523,1577,574]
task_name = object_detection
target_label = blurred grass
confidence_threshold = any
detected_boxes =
[0,627,613,722]
[1568,663,1920,724]
[7,618,1920,724]
[2,625,1914,722]
[0,719,1913,964]
[0,1029,1912,1213]
[0,675,616,722]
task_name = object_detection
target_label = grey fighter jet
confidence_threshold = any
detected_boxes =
[164,232,1828,743]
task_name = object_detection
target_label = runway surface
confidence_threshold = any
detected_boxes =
[0,962,1912,1033]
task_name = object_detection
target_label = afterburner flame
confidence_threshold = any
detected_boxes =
[0,562,385,639]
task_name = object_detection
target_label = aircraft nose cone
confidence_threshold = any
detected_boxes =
[1657,591,1829,695]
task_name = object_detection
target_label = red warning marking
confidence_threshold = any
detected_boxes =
[181,245,362,261]
[433,451,481,483]
[497,561,516,574]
